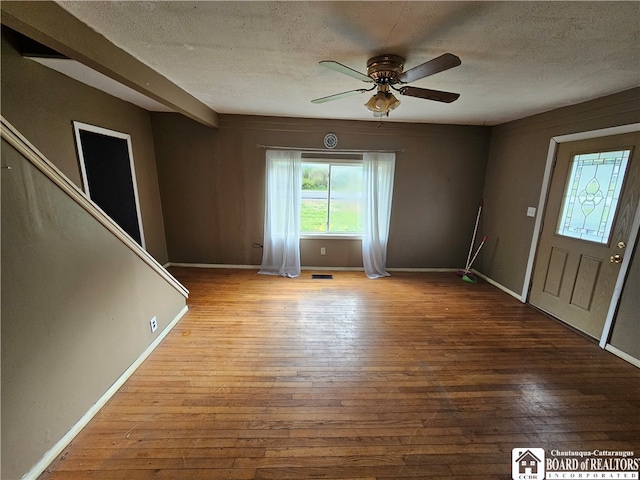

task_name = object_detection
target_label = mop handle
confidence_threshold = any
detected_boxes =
[465,199,483,270]
[467,235,487,270]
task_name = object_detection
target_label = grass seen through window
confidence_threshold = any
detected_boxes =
[301,162,362,233]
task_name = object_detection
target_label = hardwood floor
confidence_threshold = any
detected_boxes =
[39,268,640,479]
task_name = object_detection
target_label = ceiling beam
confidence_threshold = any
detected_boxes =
[1,1,218,128]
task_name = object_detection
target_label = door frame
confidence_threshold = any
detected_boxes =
[73,121,146,249]
[523,122,640,347]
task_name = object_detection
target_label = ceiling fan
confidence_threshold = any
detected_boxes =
[311,53,461,117]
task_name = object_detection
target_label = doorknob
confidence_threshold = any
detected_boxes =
[610,254,623,264]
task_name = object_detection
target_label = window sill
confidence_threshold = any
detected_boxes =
[300,234,362,241]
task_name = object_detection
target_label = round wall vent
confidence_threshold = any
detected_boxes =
[324,133,338,149]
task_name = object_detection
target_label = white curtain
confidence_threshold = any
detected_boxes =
[259,149,302,277]
[362,152,396,279]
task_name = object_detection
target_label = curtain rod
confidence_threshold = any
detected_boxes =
[256,144,404,154]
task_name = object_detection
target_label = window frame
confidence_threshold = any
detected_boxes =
[300,156,364,239]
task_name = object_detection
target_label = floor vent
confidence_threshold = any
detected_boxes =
[311,274,333,279]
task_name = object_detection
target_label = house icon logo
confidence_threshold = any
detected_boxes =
[512,448,545,480]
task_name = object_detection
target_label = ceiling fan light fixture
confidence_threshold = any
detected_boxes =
[365,86,400,114]
[365,92,385,112]
[316,52,461,116]
[387,93,400,111]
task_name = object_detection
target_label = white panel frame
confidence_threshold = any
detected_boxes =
[73,121,146,249]
[523,123,640,350]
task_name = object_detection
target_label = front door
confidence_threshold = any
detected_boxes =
[530,132,639,339]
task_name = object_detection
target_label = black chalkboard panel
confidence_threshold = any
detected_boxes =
[78,129,142,245]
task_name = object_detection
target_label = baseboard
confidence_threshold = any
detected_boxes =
[22,305,189,480]
[388,267,458,272]
[302,267,457,272]
[167,263,461,273]
[471,270,525,302]
[168,263,365,271]
[605,344,640,368]
[167,262,260,270]
[303,266,363,271]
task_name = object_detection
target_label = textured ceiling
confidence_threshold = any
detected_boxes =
[55,1,640,125]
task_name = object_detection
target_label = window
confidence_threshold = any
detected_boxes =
[301,160,363,235]
[260,149,395,278]
[556,149,631,243]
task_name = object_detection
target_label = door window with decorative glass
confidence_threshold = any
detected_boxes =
[556,149,631,244]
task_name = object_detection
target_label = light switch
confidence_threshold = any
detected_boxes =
[527,207,536,217]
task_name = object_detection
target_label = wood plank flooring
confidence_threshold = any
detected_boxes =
[39,268,640,479]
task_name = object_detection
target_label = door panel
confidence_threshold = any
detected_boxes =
[73,121,145,248]
[543,247,568,297]
[530,132,640,339]
[570,255,600,310]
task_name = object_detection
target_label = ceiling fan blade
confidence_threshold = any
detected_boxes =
[319,60,372,82]
[399,86,460,103]
[311,88,372,104]
[397,53,461,84]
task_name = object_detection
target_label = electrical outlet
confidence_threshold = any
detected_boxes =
[527,207,536,217]
[150,316,158,333]
[320,247,326,256]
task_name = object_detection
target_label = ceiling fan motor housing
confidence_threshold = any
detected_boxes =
[366,54,405,85]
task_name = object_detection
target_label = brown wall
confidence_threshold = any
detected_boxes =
[151,113,491,269]
[481,88,640,295]
[1,30,169,263]
[1,138,187,480]
[609,241,639,359]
